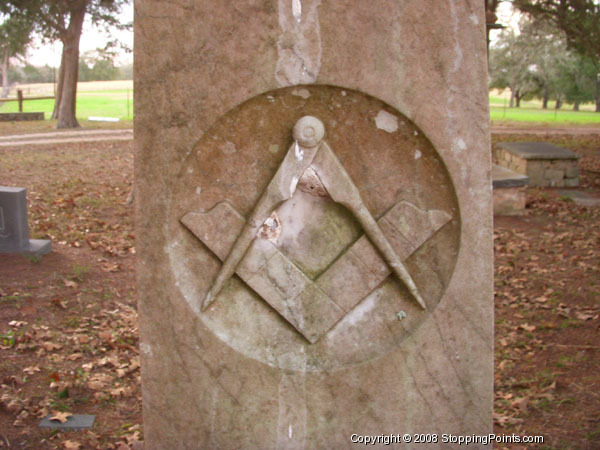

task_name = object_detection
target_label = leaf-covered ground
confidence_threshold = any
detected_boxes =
[0,142,139,449]
[0,135,598,449]
[491,134,600,449]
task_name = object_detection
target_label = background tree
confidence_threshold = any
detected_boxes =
[520,18,570,108]
[0,10,33,97]
[489,27,538,107]
[557,53,598,110]
[513,0,600,111]
[79,48,119,82]
[9,0,130,128]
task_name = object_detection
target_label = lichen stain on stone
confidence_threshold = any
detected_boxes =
[258,211,282,243]
[339,292,378,328]
[292,88,311,99]
[374,110,399,133]
[452,137,467,154]
[275,190,362,279]
[221,141,237,154]
[275,0,322,86]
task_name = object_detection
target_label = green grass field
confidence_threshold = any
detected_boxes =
[0,81,133,123]
[0,92,133,121]
[489,92,600,125]
[1,82,599,127]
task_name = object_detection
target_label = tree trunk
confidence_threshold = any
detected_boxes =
[596,78,600,112]
[573,101,579,111]
[509,88,515,108]
[555,99,562,109]
[51,51,65,120]
[515,89,521,108]
[542,88,548,109]
[1,47,9,98]
[56,1,87,129]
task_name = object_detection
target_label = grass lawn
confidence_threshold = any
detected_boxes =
[0,93,133,121]
[1,83,599,129]
[0,80,133,122]
[490,92,600,125]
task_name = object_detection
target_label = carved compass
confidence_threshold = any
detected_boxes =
[168,86,460,371]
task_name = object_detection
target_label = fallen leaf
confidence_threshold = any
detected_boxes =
[63,279,78,289]
[62,440,81,449]
[574,311,595,321]
[519,323,536,332]
[50,411,72,423]
[51,297,68,309]
[23,366,41,375]
[42,342,63,351]
[511,397,529,414]
[493,412,524,427]
[101,262,121,272]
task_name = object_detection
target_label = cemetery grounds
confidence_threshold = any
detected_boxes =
[0,125,598,448]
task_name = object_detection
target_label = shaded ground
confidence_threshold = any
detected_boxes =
[0,129,133,147]
[0,120,132,137]
[0,142,139,449]
[491,134,600,450]
[0,134,599,448]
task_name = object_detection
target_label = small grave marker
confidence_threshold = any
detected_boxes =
[39,414,95,430]
[0,187,51,256]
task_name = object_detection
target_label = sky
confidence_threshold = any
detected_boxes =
[24,2,516,68]
[25,2,134,67]
[490,2,522,42]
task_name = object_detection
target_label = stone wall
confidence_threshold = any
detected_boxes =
[494,147,578,187]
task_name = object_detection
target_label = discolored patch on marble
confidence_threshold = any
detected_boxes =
[169,85,460,371]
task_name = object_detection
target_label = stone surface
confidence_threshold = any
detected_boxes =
[0,187,51,256]
[492,165,528,216]
[497,141,579,160]
[0,112,44,121]
[492,164,529,188]
[556,190,600,207]
[494,142,579,187]
[39,414,95,430]
[493,187,527,216]
[135,1,493,448]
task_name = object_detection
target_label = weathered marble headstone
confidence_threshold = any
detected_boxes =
[135,1,493,448]
[0,187,51,256]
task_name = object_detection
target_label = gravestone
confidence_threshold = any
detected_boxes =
[0,187,51,256]
[492,164,529,215]
[494,141,579,187]
[135,1,493,448]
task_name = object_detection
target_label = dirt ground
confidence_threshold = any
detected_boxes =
[0,134,599,449]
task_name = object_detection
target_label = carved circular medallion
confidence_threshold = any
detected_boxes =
[168,86,460,371]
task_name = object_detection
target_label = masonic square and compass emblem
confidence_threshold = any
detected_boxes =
[168,86,460,370]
